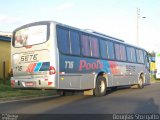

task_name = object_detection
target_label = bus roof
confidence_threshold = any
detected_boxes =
[13,20,146,51]
[54,21,146,51]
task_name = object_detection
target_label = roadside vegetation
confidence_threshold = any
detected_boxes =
[0,79,56,101]
[150,74,160,83]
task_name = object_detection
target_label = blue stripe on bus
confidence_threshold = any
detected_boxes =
[34,62,42,72]
[39,62,50,71]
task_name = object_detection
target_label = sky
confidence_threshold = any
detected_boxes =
[0,0,160,52]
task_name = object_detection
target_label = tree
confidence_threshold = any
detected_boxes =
[149,51,156,57]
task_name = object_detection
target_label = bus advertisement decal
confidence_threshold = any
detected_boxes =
[34,62,43,72]
[26,62,50,72]
[108,61,120,74]
[26,63,37,73]
[79,60,103,71]
[39,62,50,71]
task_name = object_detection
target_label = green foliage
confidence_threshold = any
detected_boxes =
[148,51,156,57]
[0,79,56,100]
[150,75,160,83]
[0,79,12,91]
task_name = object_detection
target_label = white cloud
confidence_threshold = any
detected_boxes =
[73,14,137,43]
[56,2,75,12]
[0,14,26,32]
[0,14,20,24]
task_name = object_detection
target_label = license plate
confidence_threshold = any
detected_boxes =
[25,82,35,86]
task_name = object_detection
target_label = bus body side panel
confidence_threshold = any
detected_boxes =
[145,70,150,85]
[110,62,136,86]
[145,66,150,84]
[57,55,115,90]
[110,62,150,87]
[57,54,148,90]
[58,55,95,90]
[107,62,146,87]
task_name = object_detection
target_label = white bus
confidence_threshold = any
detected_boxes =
[11,21,150,96]
[155,53,160,79]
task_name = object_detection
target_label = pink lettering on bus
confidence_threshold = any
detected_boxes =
[79,60,103,71]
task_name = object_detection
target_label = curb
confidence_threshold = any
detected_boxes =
[150,81,160,84]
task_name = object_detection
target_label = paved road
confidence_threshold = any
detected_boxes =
[0,83,160,114]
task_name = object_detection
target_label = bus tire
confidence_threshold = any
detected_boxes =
[137,76,144,89]
[94,76,107,97]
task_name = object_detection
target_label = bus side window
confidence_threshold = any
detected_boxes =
[107,41,115,60]
[136,49,144,63]
[120,45,126,61]
[115,43,126,61]
[90,37,99,57]
[127,47,136,63]
[127,47,132,62]
[100,40,115,60]
[70,31,80,55]
[57,28,70,54]
[131,48,137,62]
[115,43,121,60]
[81,34,91,57]
[100,40,108,59]
[144,51,150,70]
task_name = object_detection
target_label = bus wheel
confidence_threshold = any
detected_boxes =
[137,76,144,89]
[94,76,107,96]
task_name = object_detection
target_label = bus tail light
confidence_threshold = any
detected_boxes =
[48,82,53,86]
[49,66,56,75]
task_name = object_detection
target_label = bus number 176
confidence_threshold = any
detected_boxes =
[16,66,22,71]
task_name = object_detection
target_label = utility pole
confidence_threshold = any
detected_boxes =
[136,8,146,46]
[136,8,140,46]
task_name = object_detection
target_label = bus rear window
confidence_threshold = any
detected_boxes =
[13,25,48,47]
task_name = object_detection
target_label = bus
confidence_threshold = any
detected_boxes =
[155,53,160,79]
[11,21,150,96]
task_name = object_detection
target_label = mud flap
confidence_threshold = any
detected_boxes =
[83,89,94,95]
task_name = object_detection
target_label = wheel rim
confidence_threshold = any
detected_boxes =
[99,80,105,93]
[139,78,143,87]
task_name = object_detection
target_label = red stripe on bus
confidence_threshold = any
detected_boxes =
[26,63,37,72]
[26,63,33,72]
[30,63,37,72]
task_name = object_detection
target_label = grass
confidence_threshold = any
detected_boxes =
[0,79,57,101]
[0,80,13,91]
[150,74,160,83]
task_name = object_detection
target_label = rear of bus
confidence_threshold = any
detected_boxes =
[11,21,58,89]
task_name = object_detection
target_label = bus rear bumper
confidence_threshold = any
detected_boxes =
[11,76,57,89]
